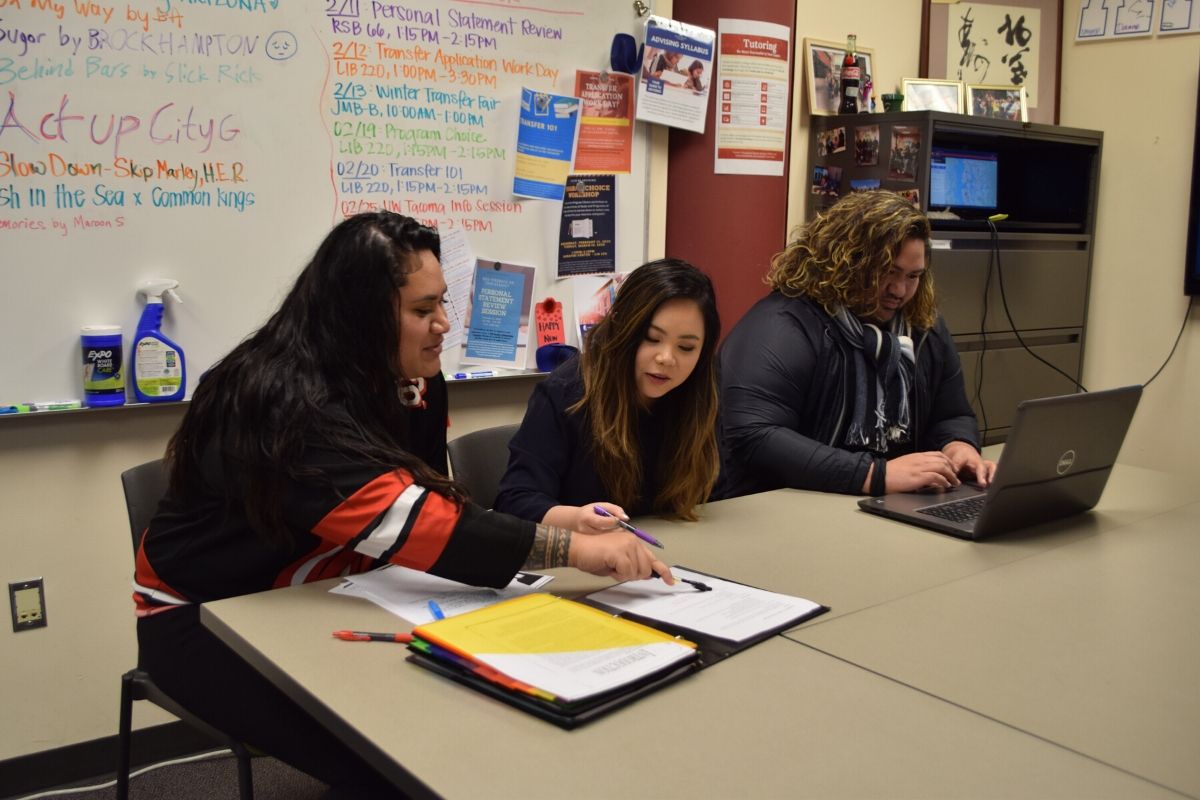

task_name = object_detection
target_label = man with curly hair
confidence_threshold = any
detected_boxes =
[718,190,996,498]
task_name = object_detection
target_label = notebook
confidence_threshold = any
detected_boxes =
[407,573,829,728]
[858,385,1143,539]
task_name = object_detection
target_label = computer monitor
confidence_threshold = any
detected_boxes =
[929,147,999,211]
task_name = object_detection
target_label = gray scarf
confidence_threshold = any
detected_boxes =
[832,307,915,453]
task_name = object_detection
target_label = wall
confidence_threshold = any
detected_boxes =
[1057,8,1199,479]
[0,380,542,761]
[6,0,1197,766]
[0,2,679,771]
[786,2,925,236]
[665,0,795,333]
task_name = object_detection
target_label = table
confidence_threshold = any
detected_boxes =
[790,499,1200,798]
[201,461,1197,799]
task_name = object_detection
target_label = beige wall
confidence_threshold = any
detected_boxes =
[788,2,926,233]
[0,386,543,760]
[4,0,1197,763]
[787,2,1199,479]
[1058,8,1199,477]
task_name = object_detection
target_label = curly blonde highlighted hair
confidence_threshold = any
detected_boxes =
[767,191,937,329]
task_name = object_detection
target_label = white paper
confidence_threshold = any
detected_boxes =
[636,15,716,134]
[587,567,823,642]
[714,18,791,176]
[331,565,553,624]
[437,228,475,351]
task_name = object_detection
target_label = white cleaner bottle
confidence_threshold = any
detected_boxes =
[132,279,186,403]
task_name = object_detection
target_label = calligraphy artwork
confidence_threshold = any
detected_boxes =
[944,4,1041,108]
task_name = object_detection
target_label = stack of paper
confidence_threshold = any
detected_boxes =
[411,593,697,704]
[330,565,552,625]
[586,567,826,642]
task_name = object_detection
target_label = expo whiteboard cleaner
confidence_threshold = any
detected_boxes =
[132,279,186,403]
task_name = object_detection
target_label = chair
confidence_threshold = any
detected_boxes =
[446,423,520,509]
[117,459,255,800]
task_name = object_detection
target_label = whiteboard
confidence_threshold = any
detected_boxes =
[0,0,650,402]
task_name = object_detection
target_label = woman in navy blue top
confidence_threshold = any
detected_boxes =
[495,259,721,531]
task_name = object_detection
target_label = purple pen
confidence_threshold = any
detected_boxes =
[592,505,664,548]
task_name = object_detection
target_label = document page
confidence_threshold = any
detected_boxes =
[330,565,553,624]
[586,567,824,642]
[415,594,697,703]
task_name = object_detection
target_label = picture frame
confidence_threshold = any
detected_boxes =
[920,0,1062,124]
[966,83,1028,122]
[803,37,877,116]
[901,78,964,113]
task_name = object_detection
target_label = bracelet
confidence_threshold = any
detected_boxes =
[870,456,887,496]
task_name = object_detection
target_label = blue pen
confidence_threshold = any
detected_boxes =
[427,599,446,620]
[592,506,664,549]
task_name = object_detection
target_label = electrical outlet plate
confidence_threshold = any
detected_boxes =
[9,579,47,632]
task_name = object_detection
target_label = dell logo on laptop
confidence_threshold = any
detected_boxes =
[1056,449,1076,475]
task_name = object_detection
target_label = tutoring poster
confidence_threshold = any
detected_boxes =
[557,175,616,277]
[513,88,581,201]
[636,15,715,134]
[714,18,791,176]
[463,260,536,368]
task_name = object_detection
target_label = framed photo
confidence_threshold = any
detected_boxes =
[901,78,963,113]
[966,84,1028,122]
[920,0,1062,124]
[804,38,876,116]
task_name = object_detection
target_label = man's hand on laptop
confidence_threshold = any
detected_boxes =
[876,451,962,493]
[943,441,997,486]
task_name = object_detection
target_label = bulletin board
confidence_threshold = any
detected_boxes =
[0,0,651,403]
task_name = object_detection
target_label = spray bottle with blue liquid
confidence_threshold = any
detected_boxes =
[132,279,186,403]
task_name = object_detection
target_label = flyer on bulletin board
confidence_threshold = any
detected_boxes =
[513,88,581,201]
[573,70,636,174]
[557,174,616,277]
[713,18,791,176]
[435,228,476,351]
[636,15,715,134]
[572,272,629,347]
[463,260,536,368]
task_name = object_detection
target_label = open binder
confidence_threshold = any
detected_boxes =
[406,569,828,728]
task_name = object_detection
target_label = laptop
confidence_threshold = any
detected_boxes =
[858,385,1143,539]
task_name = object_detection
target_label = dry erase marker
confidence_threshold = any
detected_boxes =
[592,505,664,548]
[332,630,414,643]
[1,400,82,413]
[427,599,446,620]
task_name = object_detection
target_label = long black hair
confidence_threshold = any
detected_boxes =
[166,212,463,546]
[573,258,721,519]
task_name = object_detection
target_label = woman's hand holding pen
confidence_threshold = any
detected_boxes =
[574,502,628,533]
[542,502,629,534]
[568,532,674,584]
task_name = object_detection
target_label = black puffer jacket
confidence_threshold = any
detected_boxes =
[718,292,980,497]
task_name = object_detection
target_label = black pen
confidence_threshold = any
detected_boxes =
[651,570,712,592]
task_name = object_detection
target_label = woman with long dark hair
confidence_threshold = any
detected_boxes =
[135,212,669,796]
[495,259,721,531]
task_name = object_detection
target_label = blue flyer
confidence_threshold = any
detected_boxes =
[513,88,581,201]
[464,261,534,367]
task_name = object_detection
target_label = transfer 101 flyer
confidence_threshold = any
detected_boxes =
[513,88,581,201]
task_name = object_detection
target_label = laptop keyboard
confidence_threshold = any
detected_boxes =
[917,495,987,523]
